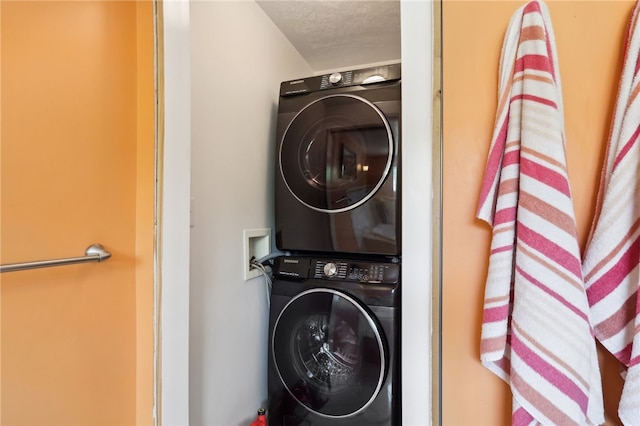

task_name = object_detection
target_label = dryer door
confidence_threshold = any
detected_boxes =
[279,94,394,213]
[272,288,387,418]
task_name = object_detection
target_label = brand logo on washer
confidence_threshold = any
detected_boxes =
[282,259,299,263]
[288,79,304,85]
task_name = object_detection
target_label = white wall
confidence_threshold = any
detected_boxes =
[161,0,191,424]
[400,1,434,424]
[189,2,312,425]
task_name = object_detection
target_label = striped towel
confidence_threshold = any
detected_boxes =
[581,1,640,423]
[476,1,604,424]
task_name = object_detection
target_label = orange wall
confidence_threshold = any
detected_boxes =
[443,1,633,424]
[1,1,154,424]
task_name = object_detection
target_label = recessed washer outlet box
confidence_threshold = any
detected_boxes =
[243,228,271,281]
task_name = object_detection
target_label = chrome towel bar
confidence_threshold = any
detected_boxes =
[0,244,112,273]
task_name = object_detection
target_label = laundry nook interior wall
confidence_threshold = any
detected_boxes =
[188,3,312,424]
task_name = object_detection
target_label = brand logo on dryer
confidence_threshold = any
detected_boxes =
[283,259,299,264]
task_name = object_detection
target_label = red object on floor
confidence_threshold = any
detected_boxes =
[250,408,266,426]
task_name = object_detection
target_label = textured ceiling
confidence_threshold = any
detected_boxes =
[256,0,401,72]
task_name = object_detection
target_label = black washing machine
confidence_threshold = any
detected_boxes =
[275,64,401,256]
[267,256,400,426]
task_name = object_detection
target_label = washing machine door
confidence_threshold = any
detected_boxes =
[279,94,394,213]
[272,288,387,418]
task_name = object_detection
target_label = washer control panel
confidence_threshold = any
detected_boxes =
[313,259,399,284]
[273,256,400,284]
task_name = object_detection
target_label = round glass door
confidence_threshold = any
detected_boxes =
[272,288,386,418]
[279,94,393,213]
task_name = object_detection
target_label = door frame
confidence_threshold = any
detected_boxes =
[156,1,436,424]
[157,0,191,424]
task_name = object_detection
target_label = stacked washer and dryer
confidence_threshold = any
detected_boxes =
[268,64,402,426]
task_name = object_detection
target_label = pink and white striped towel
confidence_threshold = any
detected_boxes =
[582,1,640,423]
[477,1,604,424]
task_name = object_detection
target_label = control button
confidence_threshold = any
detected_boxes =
[323,262,338,277]
[329,72,342,84]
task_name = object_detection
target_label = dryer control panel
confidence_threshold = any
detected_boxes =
[280,63,401,96]
[273,256,399,284]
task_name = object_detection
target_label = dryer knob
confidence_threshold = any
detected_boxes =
[329,72,342,85]
[323,262,338,277]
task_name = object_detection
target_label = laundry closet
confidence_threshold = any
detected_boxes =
[443,1,635,424]
[189,2,432,425]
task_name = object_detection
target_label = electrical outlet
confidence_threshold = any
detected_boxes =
[243,228,271,281]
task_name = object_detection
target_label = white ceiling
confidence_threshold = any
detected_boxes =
[255,0,401,72]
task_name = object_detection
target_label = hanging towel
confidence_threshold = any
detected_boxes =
[582,1,640,424]
[476,1,604,424]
